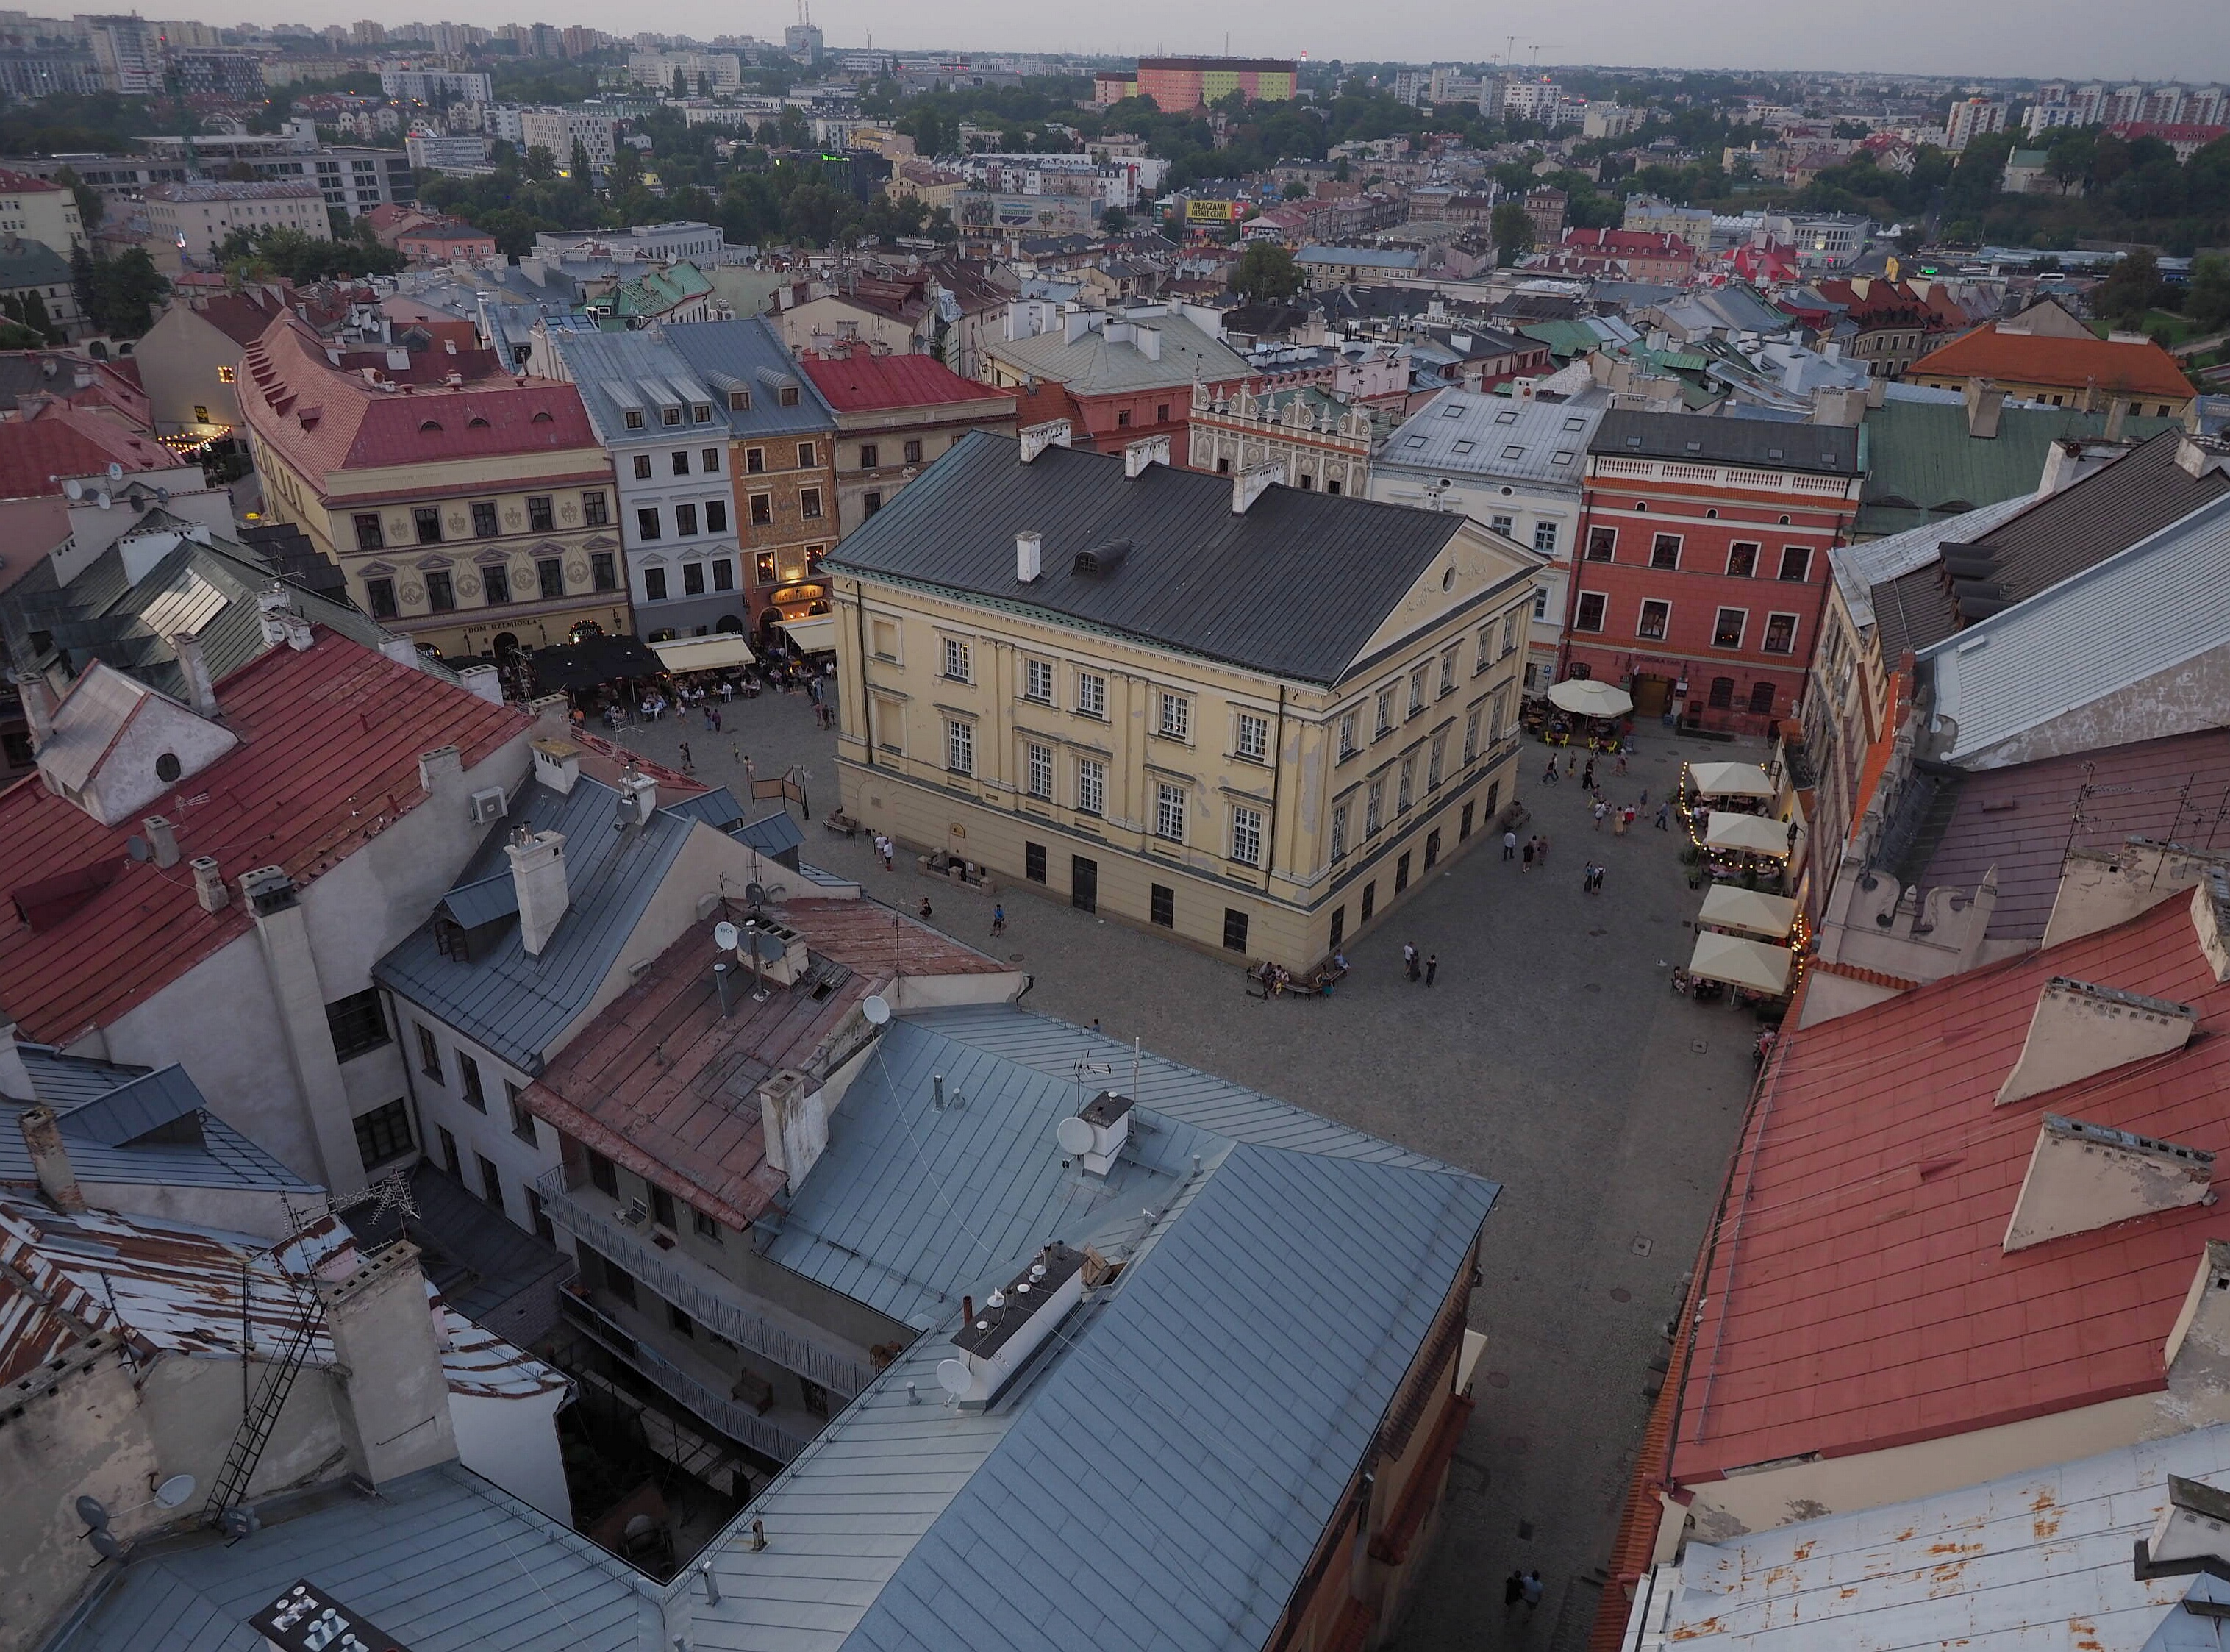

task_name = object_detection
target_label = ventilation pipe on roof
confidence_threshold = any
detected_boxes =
[1995,976,2199,1107]
[18,1106,85,1213]
[506,829,568,957]
[172,629,219,720]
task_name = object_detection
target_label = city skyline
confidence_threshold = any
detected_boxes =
[105,0,2230,83]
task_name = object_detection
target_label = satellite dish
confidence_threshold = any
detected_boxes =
[1055,1115,1094,1156]
[75,1496,110,1530]
[88,1528,124,1561]
[96,490,111,510]
[934,1357,972,1396]
[743,882,768,907]
[862,994,890,1026]
[125,836,149,862]
[107,461,123,481]
[63,479,82,500]
[152,1474,195,1509]
[712,920,739,951]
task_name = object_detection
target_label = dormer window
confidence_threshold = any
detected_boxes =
[779,385,799,407]
[729,390,749,410]
[692,404,712,423]
[662,406,682,426]
[624,409,644,429]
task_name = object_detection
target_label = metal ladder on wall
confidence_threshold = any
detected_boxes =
[202,1258,326,1528]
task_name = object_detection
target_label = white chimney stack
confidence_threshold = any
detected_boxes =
[532,737,582,795]
[379,635,422,669]
[418,745,462,795]
[1232,457,1287,514]
[256,584,295,649]
[0,1018,33,1102]
[1123,435,1170,478]
[172,630,218,718]
[12,671,54,750]
[1018,419,1071,462]
[190,855,226,912]
[457,663,504,704]
[1016,529,1042,582]
[142,815,179,868]
[506,829,569,956]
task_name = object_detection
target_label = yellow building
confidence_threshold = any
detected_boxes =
[237,310,629,661]
[827,423,1538,966]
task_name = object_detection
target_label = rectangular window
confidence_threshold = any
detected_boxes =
[1026,742,1052,800]
[1726,541,1759,578]
[946,719,973,775]
[1709,676,1736,709]
[693,1206,721,1241]
[904,438,923,464]
[482,563,511,606]
[705,498,728,534]
[644,566,668,601]
[366,578,397,620]
[668,1303,694,1337]
[943,637,970,681]
[416,1024,442,1081]
[414,507,443,545]
[459,1053,486,1111]
[1533,521,1558,554]
[649,1187,676,1229]
[1749,681,1778,715]
[537,558,564,599]
[1026,842,1047,883]
[1151,884,1174,927]
[1236,712,1269,762]
[1584,524,1616,561]
[324,987,387,1059]
[1338,709,1359,759]
[1222,907,1250,952]
[1116,409,1131,428]
[1650,533,1682,570]
[637,506,662,540]
[1158,692,1189,740]
[1501,611,1520,657]
[745,446,765,473]
[1463,709,1481,765]
[1492,684,1512,742]
[1490,512,1515,537]
[1024,658,1054,701]
[671,451,690,478]
[682,562,704,596]
[713,558,734,590]
[1375,689,1395,737]
[1637,599,1669,640]
[699,448,720,473]
[1331,800,1351,860]
[863,490,882,517]
[353,1099,412,1170]
[478,1155,504,1214]
[425,571,455,612]
[1395,851,1411,893]
[634,454,654,480]
[587,1148,618,1196]
[1398,755,1415,812]
[1156,782,1186,841]
[662,406,682,428]
[354,513,385,551]
[1365,776,1385,835]
[1076,672,1107,718]
[1476,624,1495,675]
[1076,758,1105,815]
[582,491,608,526]
[1762,612,1798,654]
[797,442,816,468]
[1575,592,1607,632]
[1779,545,1813,582]
[675,502,699,537]
[600,1257,635,1306]
[527,496,553,532]
[754,551,776,583]
[1713,607,1746,648]
[1438,649,1457,696]
[749,493,772,525]
[859,443,879,468]
[507,1081,536,1145]
[730,389,751,410]
[1407,667,1426,715]
[529,1189,554,1243]
[1534,588,1548,618]
[1428,733,1446,790]
[471,500,498,537]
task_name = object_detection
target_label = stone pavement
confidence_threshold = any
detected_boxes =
[603,688,1765,1651]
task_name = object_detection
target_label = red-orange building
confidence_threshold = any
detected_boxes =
[1126,55,1297,110]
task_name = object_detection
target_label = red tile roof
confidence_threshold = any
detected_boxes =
[187,287,293,349]
[1673,894,2230,1483]
[0,632,526,1045]
[0,407,177,501]
[799,348,1018,413]
[525,900,1009,1229]
[1908,321,2196,401]
[237,311,600,478]
[0,167,62,194]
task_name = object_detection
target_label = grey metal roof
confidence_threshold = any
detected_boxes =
[1376,386,1607,488]
[732,808,803,859]
[45,1463,660,1652]
[1832,494,2035,636]
[1590,409,1862,476]
[824,431,1474,687]
[1921,490,2230,768]
[54,1064,204,1145]
[660,316,841,437]
[375,776,700,1074]
[436,872,519,930]
[4,1051,309,1192]
[1296,244,1420,271]
[982,310,1250,396]
[546,326,718,448]
[14,1045,149,1109]
[660,784,747,832]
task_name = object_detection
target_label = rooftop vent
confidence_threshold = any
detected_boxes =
[1054,1090,1133,1177]
[2002,1114,2215,1252]
[936,1242,1087,1409]
[2196,869,2230,985]
[1996,977,2198,1106]
[1015,529,1041,584]
[2135,1473,2230,1584]
[1071,539,1129,576]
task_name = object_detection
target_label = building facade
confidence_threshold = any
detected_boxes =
[1565,410,1861,733]
[1132,55,1296,110]
[146,181,330,267]
[979,303,1251,468]
[829,426,1537,966]
[237,312,628,661]
[798,346,1021,537]
[1187,381,1373,498]
[0,167,83,256]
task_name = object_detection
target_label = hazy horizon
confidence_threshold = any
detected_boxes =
[137,0,2228,85]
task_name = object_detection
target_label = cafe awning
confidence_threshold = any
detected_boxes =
[651,634,755,674]
[523,634,664,693]
[1688,760,1774,799]
[1547,678,1634,718]
[1697,884,1798,940]
[1687,931,1793,995]
[779,615,838,654]
[1704,811,1794,857]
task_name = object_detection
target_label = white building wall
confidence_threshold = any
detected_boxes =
[448,1388,573,1524]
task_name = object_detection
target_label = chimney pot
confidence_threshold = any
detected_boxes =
[143,815,180,868]
[1015,529,1042,583]
[506,830,569,956]
[190,855,227,912]
[417,745,463,795]
[19,1106,86,1213]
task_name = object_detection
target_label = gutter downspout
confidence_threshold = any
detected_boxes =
[1561,480,1596,681]
[851,577,873,765]
[1264,683,1287,903]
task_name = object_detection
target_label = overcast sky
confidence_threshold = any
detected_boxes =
[182,0,2226,82]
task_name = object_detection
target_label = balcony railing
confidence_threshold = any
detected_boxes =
[557,1285,815,1464]
[535,1168,878,1398]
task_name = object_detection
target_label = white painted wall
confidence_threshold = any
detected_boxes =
[448,1388,573,1525]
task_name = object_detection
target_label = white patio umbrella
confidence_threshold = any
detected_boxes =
[1687,760,1773,799]
[1687,931,1794,995]
[1547,679,1634,718]
[1704,812,1795,857]
[1697,884,1798,940]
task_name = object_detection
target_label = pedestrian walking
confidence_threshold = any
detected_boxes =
[1615,750,1629,776]
[1504,1572,1526,1609]
[712,706,722,733]
[990,904,1007,937]
[1402,942,1420,981]
[743,757,757,789]
[1581,760,1595,791]
[918,896,933,919]
[1639,787,1648,807]
[1521,837,1535,871]
[1425,953,1438,987]
[1566,751,1577,775]
[1503,828,1518,861]
[1593,800,1608,831]
[678,740,694,773]
[1522,1570,1543,1610]
[1536,833,1550,866]
[1655,801,1670,830]
[704,705,716,732]
[1543,756,1558,784]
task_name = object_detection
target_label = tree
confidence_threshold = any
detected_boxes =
[54,164,102,231]
[697,72,712,98]
[1491,200,1534,266]
[84,248,167,337]
[1099,204,1129,233]
[1282,179,1309,200]
[522,144,557,182]
[12,287,56,342]
[2095,248,2163,329]
[671,67,688,99]
[608,144,643,193]
[569,137,592,181]
[2189,254,2230,333]
[1230,241,1302,303]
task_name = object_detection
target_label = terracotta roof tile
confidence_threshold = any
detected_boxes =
[1909,322,2195,401]
[0,632,526,1045]
[1675,895,2230,1483]
[800,349,1017,413]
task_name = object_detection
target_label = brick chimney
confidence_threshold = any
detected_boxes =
[142,815,179,869]
[190,855,228,912]
[506,829,568,956]
[18,1106,85,1212]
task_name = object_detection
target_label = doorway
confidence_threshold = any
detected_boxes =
[1071,855,1098,912]
[1632,674,1671,718]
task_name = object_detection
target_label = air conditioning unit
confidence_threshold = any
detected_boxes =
[468,786,506,826]
[619,1197,649,1226]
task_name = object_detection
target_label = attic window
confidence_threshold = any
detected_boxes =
[1562,417,1587,432]
[468,415,490,428]
[693,404,712,423]
[532,410,554,423]
[1684,440,1702,452]
[1403,435,1426,448]
[624,409,644,429]
[729,390,750,410]
[1502,445,1524,460]
[1451,440,1475,455]
[1767,446,1784,459]
[419,418,443,432]
[1551,451,1574,466]
[1495,410,1518,424]
[1626,435,1642,448]
[1443,404,1465,418]
[779,386,800,407]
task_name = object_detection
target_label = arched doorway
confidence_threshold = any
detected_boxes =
[715,613,746,634]
[493,632,521,663]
